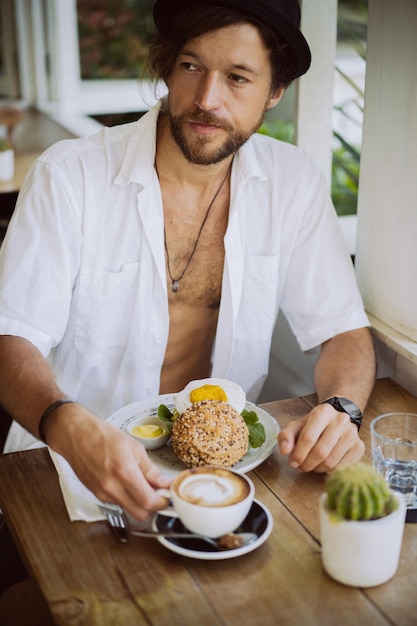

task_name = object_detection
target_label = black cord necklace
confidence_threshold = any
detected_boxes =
[163,164,231,293]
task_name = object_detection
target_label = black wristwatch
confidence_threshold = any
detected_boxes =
[322,397,363,431]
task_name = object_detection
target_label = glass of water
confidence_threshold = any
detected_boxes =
[371,413,417,523]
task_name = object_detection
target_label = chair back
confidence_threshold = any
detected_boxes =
[0,406,12,452]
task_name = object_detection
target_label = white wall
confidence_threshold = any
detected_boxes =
[355,0,417,345]
[355,0,417,396]
[296,0,338,186]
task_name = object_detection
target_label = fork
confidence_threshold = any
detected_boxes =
[98,503,129,543]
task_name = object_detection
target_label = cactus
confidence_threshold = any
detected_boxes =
[325,463,398,521]
[0,137,11,152]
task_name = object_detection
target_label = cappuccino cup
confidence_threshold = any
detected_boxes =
[158,466,254,537]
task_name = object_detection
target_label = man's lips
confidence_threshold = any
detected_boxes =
[188,118,227,135]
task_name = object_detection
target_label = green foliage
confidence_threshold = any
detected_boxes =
[331,135,361,216]
[330,0,367,215]
[77,0,155,79]
[258,119,295,144]
[0,136,11,151]
[338,0,368,53]
[241,409,266,449]
[325,463,398,521]
[258,119,360,217]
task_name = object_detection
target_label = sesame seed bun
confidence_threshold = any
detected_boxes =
[171,400,249,467]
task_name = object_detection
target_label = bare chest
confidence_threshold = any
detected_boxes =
[162,188,229,308]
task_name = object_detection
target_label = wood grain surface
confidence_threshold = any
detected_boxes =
[1,378,416,625]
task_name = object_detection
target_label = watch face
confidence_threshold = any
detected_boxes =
[338,397,362,418]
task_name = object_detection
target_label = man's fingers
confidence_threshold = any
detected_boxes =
[278,418,304,455]
[278,406,365,473]
[310,435,365,473]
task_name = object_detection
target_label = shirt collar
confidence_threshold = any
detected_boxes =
[114,101,162,188]
[232,135,268,185]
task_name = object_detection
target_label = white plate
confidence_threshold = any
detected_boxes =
[107,394,279,478]
[153,499,273,560]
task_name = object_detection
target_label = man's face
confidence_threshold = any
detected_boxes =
[165,23,283,165]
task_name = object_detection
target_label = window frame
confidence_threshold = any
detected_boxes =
[0,0,19,97]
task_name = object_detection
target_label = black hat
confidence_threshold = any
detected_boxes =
[153,0,311,79]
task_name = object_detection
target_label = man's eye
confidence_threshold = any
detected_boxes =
[181,62,199,71]
[229,74,249,84]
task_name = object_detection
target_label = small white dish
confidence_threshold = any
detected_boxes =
[127,416,170,450]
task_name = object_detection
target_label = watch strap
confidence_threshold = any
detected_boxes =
[322,396,363,431]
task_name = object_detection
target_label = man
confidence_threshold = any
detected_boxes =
[0,0,375,521]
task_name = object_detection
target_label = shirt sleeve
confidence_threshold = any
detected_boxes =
[279,160,369,352]
[0,152,82,356]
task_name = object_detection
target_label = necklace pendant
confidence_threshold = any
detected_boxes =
[172,280,179,293]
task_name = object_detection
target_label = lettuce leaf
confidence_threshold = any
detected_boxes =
[241,409,266,449]
[157,404,173,422]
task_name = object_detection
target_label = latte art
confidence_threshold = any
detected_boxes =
[167,466,254,537]
[176,468,249,507]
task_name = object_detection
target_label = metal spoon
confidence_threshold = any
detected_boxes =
[129,528,258,550]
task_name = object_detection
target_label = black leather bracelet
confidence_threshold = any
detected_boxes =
[38,399,75,444]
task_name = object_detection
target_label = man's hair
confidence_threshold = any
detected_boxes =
[146,6,299,93]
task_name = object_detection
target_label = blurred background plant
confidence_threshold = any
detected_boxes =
[77,0,154,79]
[332,0,367,216]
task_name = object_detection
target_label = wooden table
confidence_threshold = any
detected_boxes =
[0,378,416,625]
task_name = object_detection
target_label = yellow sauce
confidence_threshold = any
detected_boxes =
[131,424,166,439]
[190,384,228,404]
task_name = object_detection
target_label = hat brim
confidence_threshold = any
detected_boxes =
[153,0,311,78]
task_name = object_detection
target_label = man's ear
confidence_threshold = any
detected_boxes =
[266,86,285,110]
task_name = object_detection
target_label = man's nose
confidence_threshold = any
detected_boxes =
[194,73,222,110]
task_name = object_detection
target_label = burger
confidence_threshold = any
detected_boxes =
[170,378,249,468]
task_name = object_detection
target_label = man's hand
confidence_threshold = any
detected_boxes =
[48,403,171,520]
[0,336,171,520]
[277,402,365,473]
[278,327,374,473]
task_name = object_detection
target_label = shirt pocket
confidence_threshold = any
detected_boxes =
[75,263,140,356]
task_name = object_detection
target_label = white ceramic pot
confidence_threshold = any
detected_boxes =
[0,148,14,181]
[319,492,406,587]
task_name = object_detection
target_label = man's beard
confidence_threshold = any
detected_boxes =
[168,108,265,165]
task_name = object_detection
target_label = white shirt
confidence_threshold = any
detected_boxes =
[0,102,369,452]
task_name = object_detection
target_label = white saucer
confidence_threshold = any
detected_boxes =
[153,499,273,560]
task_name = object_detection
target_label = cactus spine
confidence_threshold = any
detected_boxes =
[325,463,398,521]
